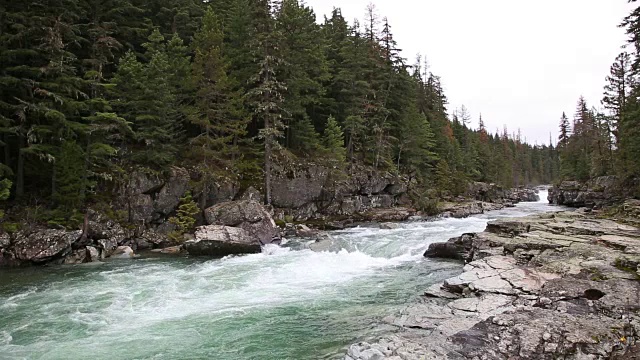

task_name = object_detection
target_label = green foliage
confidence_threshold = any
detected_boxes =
[168,192,200,239]
[53,141,87,211]
[0,0,566,218]
[323,115,346,163]
[0,178,10,219]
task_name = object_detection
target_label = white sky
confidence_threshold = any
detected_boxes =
[305,0,634,145]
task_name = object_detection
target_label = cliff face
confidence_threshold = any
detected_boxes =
[268,164,411,222]
[548,176,632,208]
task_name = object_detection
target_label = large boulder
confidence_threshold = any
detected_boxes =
[185,225,261,256]
[204,200,279,244]
[12,229,82,264]
[111,246,135,259]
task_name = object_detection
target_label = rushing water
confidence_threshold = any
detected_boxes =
[0,191,555,360]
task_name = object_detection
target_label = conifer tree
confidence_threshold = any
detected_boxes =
[323,115,346,163]
[246,0,287,205]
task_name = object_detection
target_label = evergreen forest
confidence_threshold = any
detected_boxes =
[2,0,637,223]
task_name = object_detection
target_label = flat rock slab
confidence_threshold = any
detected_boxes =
[345,210,640,359]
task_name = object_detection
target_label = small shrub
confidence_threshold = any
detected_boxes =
[2,222,20,233]
[168,192,200,241]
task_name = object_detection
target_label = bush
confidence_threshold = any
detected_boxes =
[168,192,200,241]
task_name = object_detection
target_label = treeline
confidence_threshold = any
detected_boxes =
[558,0,640,186]
[0,0,557,220]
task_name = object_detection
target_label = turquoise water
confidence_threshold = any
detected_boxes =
[0,192,553,360]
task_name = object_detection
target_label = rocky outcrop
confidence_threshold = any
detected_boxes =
[12,229,82,264]
[269,163,411,221]
[204,200,279,245]
[184,225,262,256]
[440,201,506,219]
[548,176,624,208]
[346,210,640,359]
[467,183,540,204]
[507,187,540,202]
[121,167,190,224]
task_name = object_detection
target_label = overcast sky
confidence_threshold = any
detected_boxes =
[305,0,634,145]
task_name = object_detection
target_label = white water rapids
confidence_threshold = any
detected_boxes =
[0,191,554,360]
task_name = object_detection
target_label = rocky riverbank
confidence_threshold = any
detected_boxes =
[0,160,542,267]
[346,208,640,359]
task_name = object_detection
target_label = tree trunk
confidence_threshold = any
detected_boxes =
[16,135,24,198]
[264,134,272,206]
[3,134,10,169]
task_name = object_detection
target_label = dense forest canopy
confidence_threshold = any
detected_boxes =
[7,0,634,223]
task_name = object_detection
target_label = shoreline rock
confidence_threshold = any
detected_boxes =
[346,209,640,359]
[184,225,262,256]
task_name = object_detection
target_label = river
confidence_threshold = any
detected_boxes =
[0,191,554,360]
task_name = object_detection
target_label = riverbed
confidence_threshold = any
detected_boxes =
[0,192,554,360]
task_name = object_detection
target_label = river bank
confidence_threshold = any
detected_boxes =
[345,202,640,359]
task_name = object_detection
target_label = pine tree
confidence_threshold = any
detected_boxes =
[188,7,247,172]
[602,52,631,145]
[246,0,287,206]
[323,115,346,163]
[112,30,185,170]
[276,0,329,150]
[53,141,87,211]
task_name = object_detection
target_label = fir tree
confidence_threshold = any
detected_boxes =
[323,115,346,163]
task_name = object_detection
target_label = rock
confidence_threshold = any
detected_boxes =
[63,249,88,264]
[204,200,280,245]
[87,211,131,245]
[424,242,466,261]
[98,238,118,258]
[111,246,135,259]
[241,186,262,202]
[379,223,399,230]
[309,234,335,252]
[137,229,173,250]
[86,246,101,262]
[271,165,329,209]
[468,182,506,202]
[12,229,82,264]
[185,225,261,256]
[507,187,540,202]
[150,246,183,254]
[549,176,624,208]
[345,210,640,359]
[121,167,190,223]
[204,179,238,207]
[295,224,317,237]
[0,231,10,248]
[152,167,190,219]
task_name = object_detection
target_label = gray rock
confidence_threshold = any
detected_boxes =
[87,211,131,245]
[241,186,262,202]
[86,246,101,262]
[185,225,261,256]
[111,246,135,259]
[150,246,183,254]
[345,210,640,359]
[379,223,399,230]
[0,231,9,248]
[204,200,279,245]
[63,249,88,264]
[98,238,118,258]
[152,167,190,218]
[12,229,81,263]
